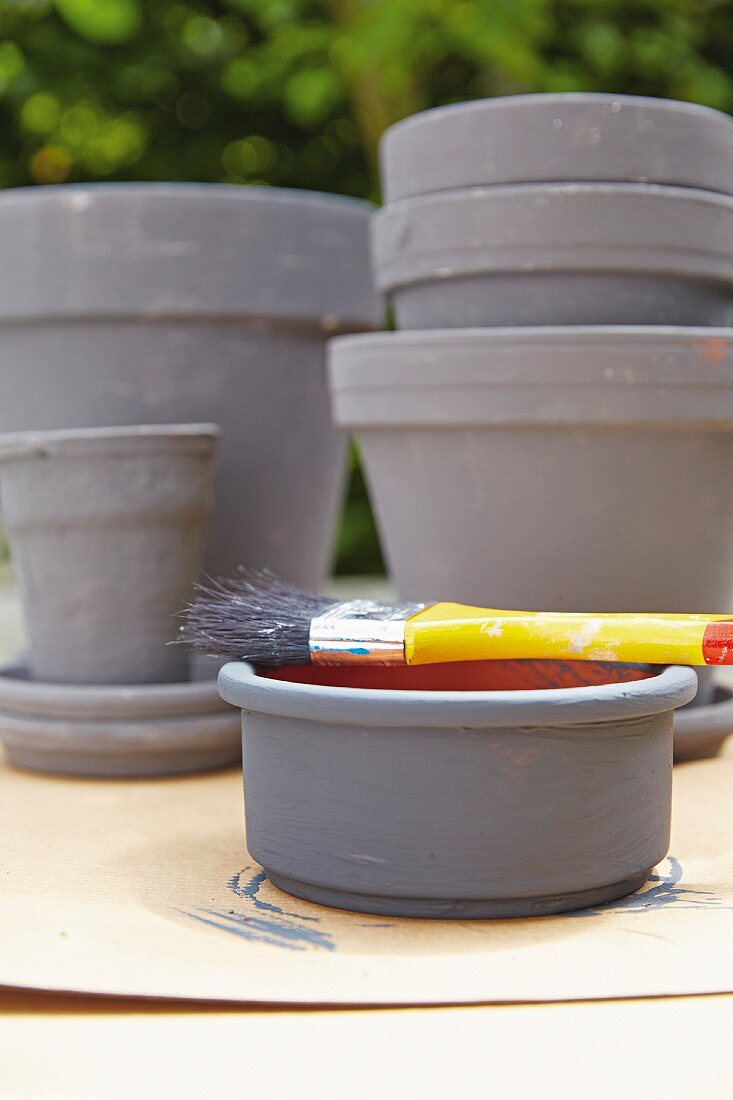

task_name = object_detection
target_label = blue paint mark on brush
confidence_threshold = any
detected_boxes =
[309,645,370,655]
[573,856,726,916]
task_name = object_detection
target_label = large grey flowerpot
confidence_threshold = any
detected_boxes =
[381,93,733,202]
[0,425,217,685]
[0,657,240,777]
[219,659,696,918]
[372,184,733,328]
[329,327,733,616]
[0,184,381,585]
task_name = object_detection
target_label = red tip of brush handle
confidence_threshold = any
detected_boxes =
[702,620,733,664]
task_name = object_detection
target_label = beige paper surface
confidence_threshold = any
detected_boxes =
[1,993,732,1100]
[1,746,732,1006]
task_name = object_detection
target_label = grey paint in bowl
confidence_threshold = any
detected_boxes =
[0,184,382,585]
[0,425,217,685]
[329,327,733,617]
[381,93,733,202]
[219,659,696,918]
[372,184,733,327]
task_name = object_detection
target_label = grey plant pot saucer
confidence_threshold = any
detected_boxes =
[0,658,240,777]
[674,684,733,763]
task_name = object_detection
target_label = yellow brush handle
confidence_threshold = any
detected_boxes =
[403,604,733,667]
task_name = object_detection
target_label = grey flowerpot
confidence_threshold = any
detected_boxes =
[372,184,733,328]
[0,184,381,585]
[329,327,733,617]
[219,659,696,918]
[0,657,240,776]
[0,425,217,685]
[381,93,733,202]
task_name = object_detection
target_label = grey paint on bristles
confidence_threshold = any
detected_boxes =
[182,567,338,666]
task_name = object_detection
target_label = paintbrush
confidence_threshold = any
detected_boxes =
[181,568,733,669]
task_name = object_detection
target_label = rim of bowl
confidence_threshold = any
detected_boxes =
[218,661,697,729]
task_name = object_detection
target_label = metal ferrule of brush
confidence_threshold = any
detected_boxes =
[309,599,426,665]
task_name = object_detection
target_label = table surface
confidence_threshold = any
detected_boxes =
[1,577,732,1099]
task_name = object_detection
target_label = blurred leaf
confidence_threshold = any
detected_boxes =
[0,41,25,91]
[284,66,343,125]
[54,0,141,44]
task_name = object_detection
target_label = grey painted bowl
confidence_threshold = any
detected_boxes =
[381,93,733,201]
[219,659,696,918]
[0,425,217,685]
[372,184,733,327]
[0,184,382,586]
[0,657,240,777]
[329,327,733,617]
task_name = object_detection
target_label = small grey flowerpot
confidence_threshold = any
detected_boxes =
[0,184,381,586]
[0,657,240,776]
[328,327,733,618]
[372,184,733,328]
[219,659,696,918]
[0,425,217,685]
[381,93,733,202]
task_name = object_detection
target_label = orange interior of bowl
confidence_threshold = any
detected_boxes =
[264,659,654,692]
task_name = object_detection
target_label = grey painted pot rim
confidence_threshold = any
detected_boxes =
[381,93,733,201]
[0,182,381,330]
[0,658,240,777]
[219,662,696,728]
[1,180,374,215]
[372,183,733,290]
[328,326,733,427]
[0,423,220,462]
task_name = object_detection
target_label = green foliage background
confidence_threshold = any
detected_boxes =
[2,0,733,571]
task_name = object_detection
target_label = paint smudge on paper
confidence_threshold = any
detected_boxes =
[182,867,336,952]
[574,856,725,916]
[184,906,335,952]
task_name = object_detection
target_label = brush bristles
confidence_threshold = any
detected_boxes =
[180,567,338,666]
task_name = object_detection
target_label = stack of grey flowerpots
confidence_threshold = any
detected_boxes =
[0,184,380,776]
[328,93,733,761]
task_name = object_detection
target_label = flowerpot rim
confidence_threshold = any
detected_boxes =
[373,183,733,290]
[218,660,696,728]
[328,327,733,427]
[379,179,733,204]
[0,423,220,462]
[381,93,733,202]
[328,325,733,380]
[330,323,733,353]
[0,180,377,215]
[0,183,381,329]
